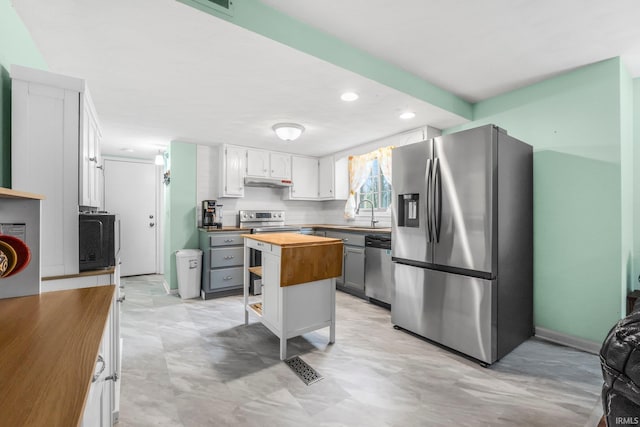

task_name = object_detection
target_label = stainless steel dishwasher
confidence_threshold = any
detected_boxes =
[365,234,392,308]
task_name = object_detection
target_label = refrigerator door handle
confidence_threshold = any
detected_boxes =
[434,157,442,242]
[425,158,433,242]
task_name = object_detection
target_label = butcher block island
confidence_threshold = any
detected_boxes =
[242,233,343,360]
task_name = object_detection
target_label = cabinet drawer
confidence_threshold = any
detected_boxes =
[209,234,243,247]
[209,267,244,290]
[209,247,243,268]
[324,231,365,247]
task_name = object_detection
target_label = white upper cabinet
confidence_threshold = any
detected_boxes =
[269,152,291,180]
[79,89,103,209]
[285,155,319,200]
[11,65,98,276]
[246,149,291,180]
[219,144,246,198]
[246,149,269,178]
[318,155,349,200]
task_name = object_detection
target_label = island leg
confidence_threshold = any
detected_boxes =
[329,278,336,344]
[243,240,250,325]
[280,337,287,360]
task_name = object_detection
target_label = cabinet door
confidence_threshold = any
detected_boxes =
[269,152,291,179]
[261,252,281,327]
[290,156,318,199]
[246,149,269,177]
[221,145,246,197]
[12,79,80,276]
[344,246,365,292]
[318,156,334,199]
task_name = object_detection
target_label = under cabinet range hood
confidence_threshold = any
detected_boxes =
[243,177,293,188]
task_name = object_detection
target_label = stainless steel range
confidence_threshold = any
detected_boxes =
[238,210,301,233]
[239,210,300,295]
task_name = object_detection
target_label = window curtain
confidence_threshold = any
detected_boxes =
[377,146,394,185]
[344,153,374,219]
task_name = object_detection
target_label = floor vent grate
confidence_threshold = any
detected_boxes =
[284,356,323,385]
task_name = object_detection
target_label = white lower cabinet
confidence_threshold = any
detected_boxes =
[82,302,114,427]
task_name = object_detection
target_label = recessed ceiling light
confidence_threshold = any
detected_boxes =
[341,92,359,102]
[399,111,416,120]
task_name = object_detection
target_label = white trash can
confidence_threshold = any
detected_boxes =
[176,249,203,299]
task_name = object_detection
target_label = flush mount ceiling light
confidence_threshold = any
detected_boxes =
[340,92,359,102]
[154,150,164,165]
[399,111,416,120]
[272,123,305,141]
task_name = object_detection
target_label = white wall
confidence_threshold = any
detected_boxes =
[196,125,439,228]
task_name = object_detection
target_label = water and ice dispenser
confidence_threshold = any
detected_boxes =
[397,194,419,227]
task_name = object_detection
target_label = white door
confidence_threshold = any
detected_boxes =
[104,159,157,276]
[246,149,269,177]
[269,152,291,179]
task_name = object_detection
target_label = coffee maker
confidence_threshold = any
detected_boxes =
[202,200,223,228]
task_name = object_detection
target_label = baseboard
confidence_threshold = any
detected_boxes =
[535,327,601,354]
[162,279,178,295]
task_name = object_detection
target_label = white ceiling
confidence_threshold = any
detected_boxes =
[11,0,640,160]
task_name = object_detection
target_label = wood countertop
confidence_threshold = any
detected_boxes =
[42,266,116,281]
[0,285,115,427]
[242,232,342,247]
[296,224,392,233]
[199,226,244,232]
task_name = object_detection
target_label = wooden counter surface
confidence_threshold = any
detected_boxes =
[242,232,342,247]
[42,266,116,281]
[243,233,343,286]
[298,224,391,233]
[0,285,115,427]
[199,226,244,232]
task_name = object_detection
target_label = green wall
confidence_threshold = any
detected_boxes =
[0,0,47,187]
[445,58,628,343]
[164,141,198,290]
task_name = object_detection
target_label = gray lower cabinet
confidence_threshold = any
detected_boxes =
[344,246,365,293]
[199,231,244,299]
[324,230,366,297]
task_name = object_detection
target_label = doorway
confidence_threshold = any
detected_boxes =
[104,159,158,276]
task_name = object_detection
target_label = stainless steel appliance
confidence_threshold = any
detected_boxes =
[79,212,121,271]
[365,234,392,308]
[239,210,300,295]
[202,200,222,228]
[391,124,533,365]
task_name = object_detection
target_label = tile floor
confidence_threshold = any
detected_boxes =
[118,275,603,427]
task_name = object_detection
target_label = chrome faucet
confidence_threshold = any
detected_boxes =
[357,199,378,228]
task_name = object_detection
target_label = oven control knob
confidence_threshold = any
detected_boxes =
[277,213,282,218]
[250,214,254,218]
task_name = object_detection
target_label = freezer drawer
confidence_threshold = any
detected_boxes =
[391,263,497,363]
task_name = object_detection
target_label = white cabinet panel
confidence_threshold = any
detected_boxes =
[219,145,246,197]
[269,152,291,180]
[246,149,291,180]
[285,155,318,200]
[319,155,349,200]
[11,67,81,277]
[246,149,269,177]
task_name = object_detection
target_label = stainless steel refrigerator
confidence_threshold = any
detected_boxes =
[391,124,533,365]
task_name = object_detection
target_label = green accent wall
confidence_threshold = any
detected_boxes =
[0,0,47,187]
[176,0,472,120]
[445,58,629,343]
[164,141,198,290]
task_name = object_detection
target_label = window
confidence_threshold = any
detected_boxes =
[358,158,392,211]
